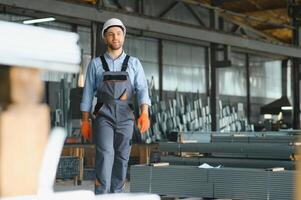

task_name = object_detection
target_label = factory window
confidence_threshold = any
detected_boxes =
[162,41,206,93]
[249,56,282,99]
[219,52,246,96]
[124,35,159,89]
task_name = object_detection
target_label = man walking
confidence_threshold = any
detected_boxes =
[80,18,151,194]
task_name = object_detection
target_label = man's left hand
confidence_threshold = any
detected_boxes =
[137,111,150,134]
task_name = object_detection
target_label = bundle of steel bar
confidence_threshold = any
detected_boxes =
[159,142,297,159]
[168,130,299,144]
[218,100,254,132]
[160,155,295,169]
[141,86,255,143]
[130,165,294,199]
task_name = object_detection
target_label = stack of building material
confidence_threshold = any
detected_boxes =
[143,91,212,143]
[218,101,254,132]
[212,131,299,144]
[159,140,297,168]
[161,155,295,169]
[159,142,296,159]
[130,165,295,199]
[140,81,255,143]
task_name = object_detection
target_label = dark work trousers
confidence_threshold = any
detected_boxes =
[93,102,134,194]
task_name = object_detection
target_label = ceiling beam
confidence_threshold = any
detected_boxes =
[221,1,286,13]
[158,1,179,18]
[211,0,243,6]
[220,14,280,42]
[242,7,287,15]
[183,2,206,26]
[254,23,289,31]
[1,0,301,58]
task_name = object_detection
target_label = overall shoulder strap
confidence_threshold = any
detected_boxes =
[100,55,110,72]
[121,55,130,71]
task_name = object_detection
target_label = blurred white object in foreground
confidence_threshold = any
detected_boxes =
[0,127,159,200]
[0,20,80,73]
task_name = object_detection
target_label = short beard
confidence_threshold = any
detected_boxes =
[108,43,122,50]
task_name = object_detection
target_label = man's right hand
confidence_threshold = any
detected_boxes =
[81,120,91,141]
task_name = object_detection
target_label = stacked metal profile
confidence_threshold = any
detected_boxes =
[143,93,212,143]
[130,165,212,198]
[130,165,295,199]
[175,131,299,143]
[208,167,295,200]
[159,140,297,169]
[140,79,254,143]
[218,100,254,132]
[131,130,298,198]
[56,156,80,179]
[160,130,298,167]
[161,155,295,169]
[175,130,299,144]
[159,142,296,159]
[211,131,299,144]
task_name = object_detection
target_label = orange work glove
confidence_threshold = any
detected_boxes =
[137,111,150,134]
[81,121,92,141]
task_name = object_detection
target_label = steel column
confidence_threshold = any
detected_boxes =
[210,43,217,131]
[246,54,251,123]
[292,58,300,128]
[91,22,105,58]
[282,59,288,96]
[292,4,301,129]
[205,48,210,96]
[209,7,218,131]
[159,39,163,101]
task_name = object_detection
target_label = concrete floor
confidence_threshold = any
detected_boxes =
[54,180,94,193]
[54,180,130,193]
[53,180,226,200]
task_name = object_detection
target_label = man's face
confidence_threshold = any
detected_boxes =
[104,26,125,51]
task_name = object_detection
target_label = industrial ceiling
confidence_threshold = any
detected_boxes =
[76,0,297,44]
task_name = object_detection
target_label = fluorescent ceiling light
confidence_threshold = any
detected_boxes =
[264,114,272,119]
[23,17,55,25]
[281,106,293,110]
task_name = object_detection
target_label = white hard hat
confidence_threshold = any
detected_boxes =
[101,18,126,38]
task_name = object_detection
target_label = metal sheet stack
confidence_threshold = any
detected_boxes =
[219,100,254,132]
[161,155,295,169]
[140,79,255,143]
[212,131,299,144]
[157,130,300,169]
[143,90,212,143]
[130,165,213,198]
[159,142,297,159]
[130,165,295,199]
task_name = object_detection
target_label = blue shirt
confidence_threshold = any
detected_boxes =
[80,51,151,112]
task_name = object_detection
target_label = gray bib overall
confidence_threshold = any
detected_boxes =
[94,54,134,194]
